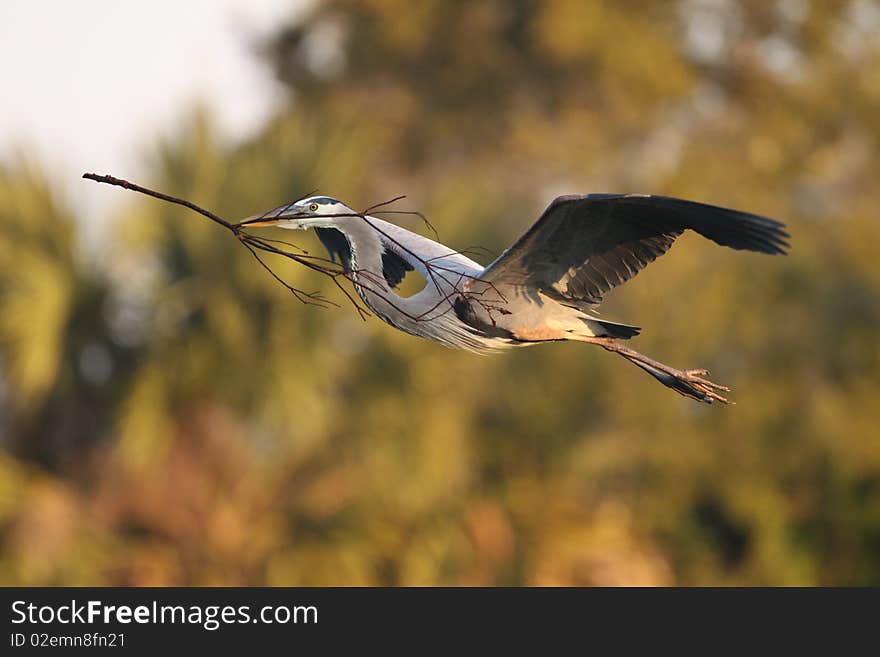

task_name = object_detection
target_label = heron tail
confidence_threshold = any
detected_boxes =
[583,318,641,340]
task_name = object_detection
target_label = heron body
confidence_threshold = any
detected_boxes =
[243,193,789,404]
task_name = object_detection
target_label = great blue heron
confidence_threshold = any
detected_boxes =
[241,193,789,404]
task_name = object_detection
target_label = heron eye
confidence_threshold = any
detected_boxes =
[308,203,319,212]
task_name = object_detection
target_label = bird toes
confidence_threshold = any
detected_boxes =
[675,368,732,404]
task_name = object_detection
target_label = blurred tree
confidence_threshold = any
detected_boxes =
[1,0,879,585]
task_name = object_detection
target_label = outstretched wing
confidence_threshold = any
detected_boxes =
[481,194,789,305]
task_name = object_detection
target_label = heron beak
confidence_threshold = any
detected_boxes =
[237,215,279,228]
[236,205,308,230]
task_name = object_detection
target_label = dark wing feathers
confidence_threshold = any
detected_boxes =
[315,227,352,268]
[635,195,788,254]
[316,227,414,289]
[482,194,789,305]
[381,247,414,289]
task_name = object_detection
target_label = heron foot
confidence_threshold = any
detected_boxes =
[677,368,732,404]
[580,337,733,404]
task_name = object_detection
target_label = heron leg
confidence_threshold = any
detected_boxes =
[578,337,731,404]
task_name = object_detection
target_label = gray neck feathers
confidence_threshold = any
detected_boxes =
[326,218,395,318]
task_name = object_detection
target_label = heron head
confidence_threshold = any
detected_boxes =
[239,196,355,230]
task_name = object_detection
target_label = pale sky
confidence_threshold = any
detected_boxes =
[0,0,303,234]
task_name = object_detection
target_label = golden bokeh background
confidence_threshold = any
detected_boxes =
[1,0,879,585]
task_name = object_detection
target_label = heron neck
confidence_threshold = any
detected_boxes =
[333,216,396,312]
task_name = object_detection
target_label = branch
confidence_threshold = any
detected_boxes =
[83,172,505,327]
[83,173,236,233]
[82,172,356,312]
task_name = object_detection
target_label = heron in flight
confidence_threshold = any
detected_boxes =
[241,194,789,404]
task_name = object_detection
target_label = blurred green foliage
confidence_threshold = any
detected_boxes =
[1,0,879,585]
